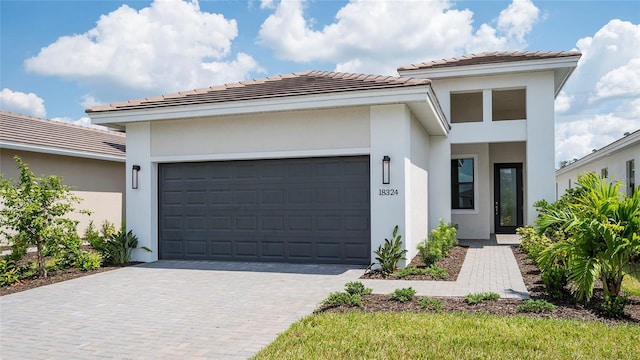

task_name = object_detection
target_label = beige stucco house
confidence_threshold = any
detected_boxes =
[0,111,126,236]
[87,51,580,266]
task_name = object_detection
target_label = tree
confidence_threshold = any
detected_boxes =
[0,156,86,277]
[537,173,640,306]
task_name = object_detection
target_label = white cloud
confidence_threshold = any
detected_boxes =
[258,0,539,74]
[81,95,102,109]
[0,88,47,118]
[555,19,640,164]
[51,116,110,131]
[24,0,263,101]
[260,0,275,9]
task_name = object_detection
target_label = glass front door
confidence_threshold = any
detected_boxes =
[494,163,523,234]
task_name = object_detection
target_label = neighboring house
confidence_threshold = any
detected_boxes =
[556,129,639,198]
[0,111,126,237]
[87,51,580,265]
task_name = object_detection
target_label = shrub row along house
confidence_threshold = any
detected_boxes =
[85,51,581,266]
[556,129,639,198]
[0,111,126,234]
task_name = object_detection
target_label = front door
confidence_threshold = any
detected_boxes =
[494,163,523,234]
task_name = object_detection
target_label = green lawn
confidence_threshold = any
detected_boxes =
[253,312,640,360]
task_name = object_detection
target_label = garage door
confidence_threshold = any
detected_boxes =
[159,156,370,264]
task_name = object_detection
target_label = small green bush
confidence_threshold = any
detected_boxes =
[464,292,500,305]
[371,226,407,276]
[601,295,628,318]
[418,297,443,312]
[516,226,552,263]
[417,219,457,266]
[541,265,568,299]
[0,259,20,286]
[395,265,448,280]
[517,299,557,313]
[322,291,363,307]
[390,287,416,303]
[344,281,372,296]
[75,251,102,271]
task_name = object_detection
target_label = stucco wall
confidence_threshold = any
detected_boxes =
[150,107,370,157]
[408,114,430,261]
[556,143,639,197]
[451,143,490,239]
[0,149,125,237]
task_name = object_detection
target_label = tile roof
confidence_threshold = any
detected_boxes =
[0,111,126,158]
[87,70,431,113]
[398,51,581,71]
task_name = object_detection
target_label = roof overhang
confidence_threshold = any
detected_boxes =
[398,55,581,97]
[0,141,126,163]
[89,85,450,135]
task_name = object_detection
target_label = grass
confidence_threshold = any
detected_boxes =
[252,312,640,360]
[622,263,640,297]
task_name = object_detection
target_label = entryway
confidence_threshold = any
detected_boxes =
[494,163,523,234]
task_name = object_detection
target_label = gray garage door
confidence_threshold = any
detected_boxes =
[159,156,370,264]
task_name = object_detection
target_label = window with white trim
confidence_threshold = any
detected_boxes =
[451,158,474,209]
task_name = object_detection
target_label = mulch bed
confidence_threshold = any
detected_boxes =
[0,249,138,296]
[360,245,468,281]
[320,245,640,325]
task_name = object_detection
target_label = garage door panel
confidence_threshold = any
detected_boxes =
[159,156,370,264]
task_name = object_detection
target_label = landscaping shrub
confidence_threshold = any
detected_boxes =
[75,251,102,271]
[322,291,363,307]
[0,259,20,286]
[371,225,407,276]
[601,295,628,318]
[541,265,569,299]
[395,265,449,280]
[417,219,457,266]
[390,287,416,303]
[87,223,150,265]
[517,299,557,313]
[464,292,500,305]
[418,297,443,312]
[344,281,372,296]
[516,226,552,263]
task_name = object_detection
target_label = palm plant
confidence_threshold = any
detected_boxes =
[537,173,640,304]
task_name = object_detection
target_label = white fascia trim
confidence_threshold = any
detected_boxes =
[427,87,450,132]
[556,131,640,175]
[89,86,432,124]
[0,141,126,163]
[151,147,371,163]
[399,56,581,79]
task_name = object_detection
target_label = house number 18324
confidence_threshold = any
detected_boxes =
[379,189,399,196]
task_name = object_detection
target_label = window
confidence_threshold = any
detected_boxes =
[627,160,635,196]
[451,158,474,209]
[492,89,526,121]
[601,168,608,179]
[450,92,482,123]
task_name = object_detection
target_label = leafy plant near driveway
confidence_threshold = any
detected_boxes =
[394,265,448,280]
[87,221,150,265]
[390,287,416,302]
[322,282,373,308]
[0,156,90,277]
[369,225,407,276]
[464,292,500,305]
[536,173,640,316]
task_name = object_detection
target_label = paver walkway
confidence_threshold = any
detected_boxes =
[1,235,528,359]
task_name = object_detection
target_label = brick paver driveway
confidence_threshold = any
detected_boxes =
[1,261,363,359]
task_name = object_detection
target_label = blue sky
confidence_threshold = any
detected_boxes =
[1,0,639,164]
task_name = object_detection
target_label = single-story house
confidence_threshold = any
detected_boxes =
[87,51,581,265]
[0,111,126,236]
[556,129,638,198]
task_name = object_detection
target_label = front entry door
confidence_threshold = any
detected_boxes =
[494,163,523,234]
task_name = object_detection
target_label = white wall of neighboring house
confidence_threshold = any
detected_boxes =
[556,132,640,198]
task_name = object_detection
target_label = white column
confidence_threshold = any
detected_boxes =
[126,122,157,262]
[370,104,411,266]
[428,135,451,231]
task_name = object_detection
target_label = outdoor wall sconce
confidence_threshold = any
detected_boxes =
[382,156,391,184]
[132,165,141,189]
